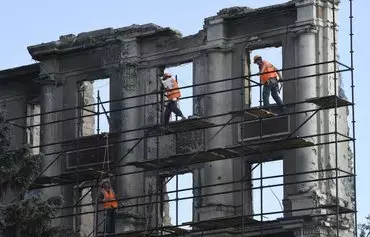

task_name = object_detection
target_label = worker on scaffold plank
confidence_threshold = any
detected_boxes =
[160,73,187,126]
[99,178,118,234]
[254,55,285,112]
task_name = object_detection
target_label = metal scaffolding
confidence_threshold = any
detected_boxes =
[1,0,356,236]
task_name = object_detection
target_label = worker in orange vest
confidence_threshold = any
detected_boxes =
[99,179,118,234]
[160,73,187,125]
[254,55,284,111]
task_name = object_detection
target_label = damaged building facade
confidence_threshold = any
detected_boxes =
[0,0,355,236]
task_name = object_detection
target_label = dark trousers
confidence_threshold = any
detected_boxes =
[105,208,116,233]
[164,100,184,125]
[262,78,284,109]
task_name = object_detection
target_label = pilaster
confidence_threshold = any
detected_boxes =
[38,60,65,226]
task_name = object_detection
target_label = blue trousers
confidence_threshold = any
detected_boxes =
[262,78,283,107]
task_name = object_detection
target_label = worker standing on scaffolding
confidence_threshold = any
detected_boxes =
[254,55,285,112]
[99,179,118,234]
[160,73,187,125]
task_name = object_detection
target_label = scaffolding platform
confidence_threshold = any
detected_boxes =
[185,216,312,237]
[144,118,215,136]
[97,231,145,237]
[127,148,239,171]
[305,95,352,109]
[227,136,314,163]
[97,226,189,237]
[157,226,190,236]
[34,169,110,185]
[128,137,314,171]
[234,107,277,120]
[186,215,259,229]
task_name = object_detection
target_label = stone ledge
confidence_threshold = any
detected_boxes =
[27,24,180,60]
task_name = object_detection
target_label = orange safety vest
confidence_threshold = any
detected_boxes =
[102,189,118,209]
[260,60,279,84]
[163,78,181,100]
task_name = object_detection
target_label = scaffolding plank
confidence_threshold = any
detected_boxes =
[186,215,259,229]
[97,228,187,237]
[244,108,277,120]
[34,169,110,185]
[129,137,314,171]
[234,108,277,121]
[209,148,240,158]
[306,95,352,109]
[129,158,177,170]
[129,150,229,170]
[227,137,314,163]
[160,226,189,234]
[145,118,215,136]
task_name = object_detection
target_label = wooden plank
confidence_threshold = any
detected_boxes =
[210,148,240,158]
[244,108,277,119]
[306,95,352,109]
[144,118,215,136]
[234,108,277,120]
[129,150,230,171]
[272,137,314,151]
[227,137,315,162]
[161,226,189,234]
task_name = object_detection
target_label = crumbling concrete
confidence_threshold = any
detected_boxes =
[0,0,354,236]
[78,81,95,137]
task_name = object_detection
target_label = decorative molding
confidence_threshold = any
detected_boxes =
[293,225,329,236]
[290,24,318,37]
[34,74,64,87]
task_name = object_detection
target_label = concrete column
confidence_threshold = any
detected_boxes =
[193,55,207,118]
[294,29,318,195]
[138,66,179,228]
[285,20,321,217]
[79,187,94,236]
[231,43,253,217]
[282,33,298,214]
[195,18,240,223]
[61,76,85,229]
[192,55,207,222]
[39,74,64,225]
[202,48,235,218]
[110,63,145,231]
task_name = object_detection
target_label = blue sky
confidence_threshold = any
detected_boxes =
[0,0,367,228]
